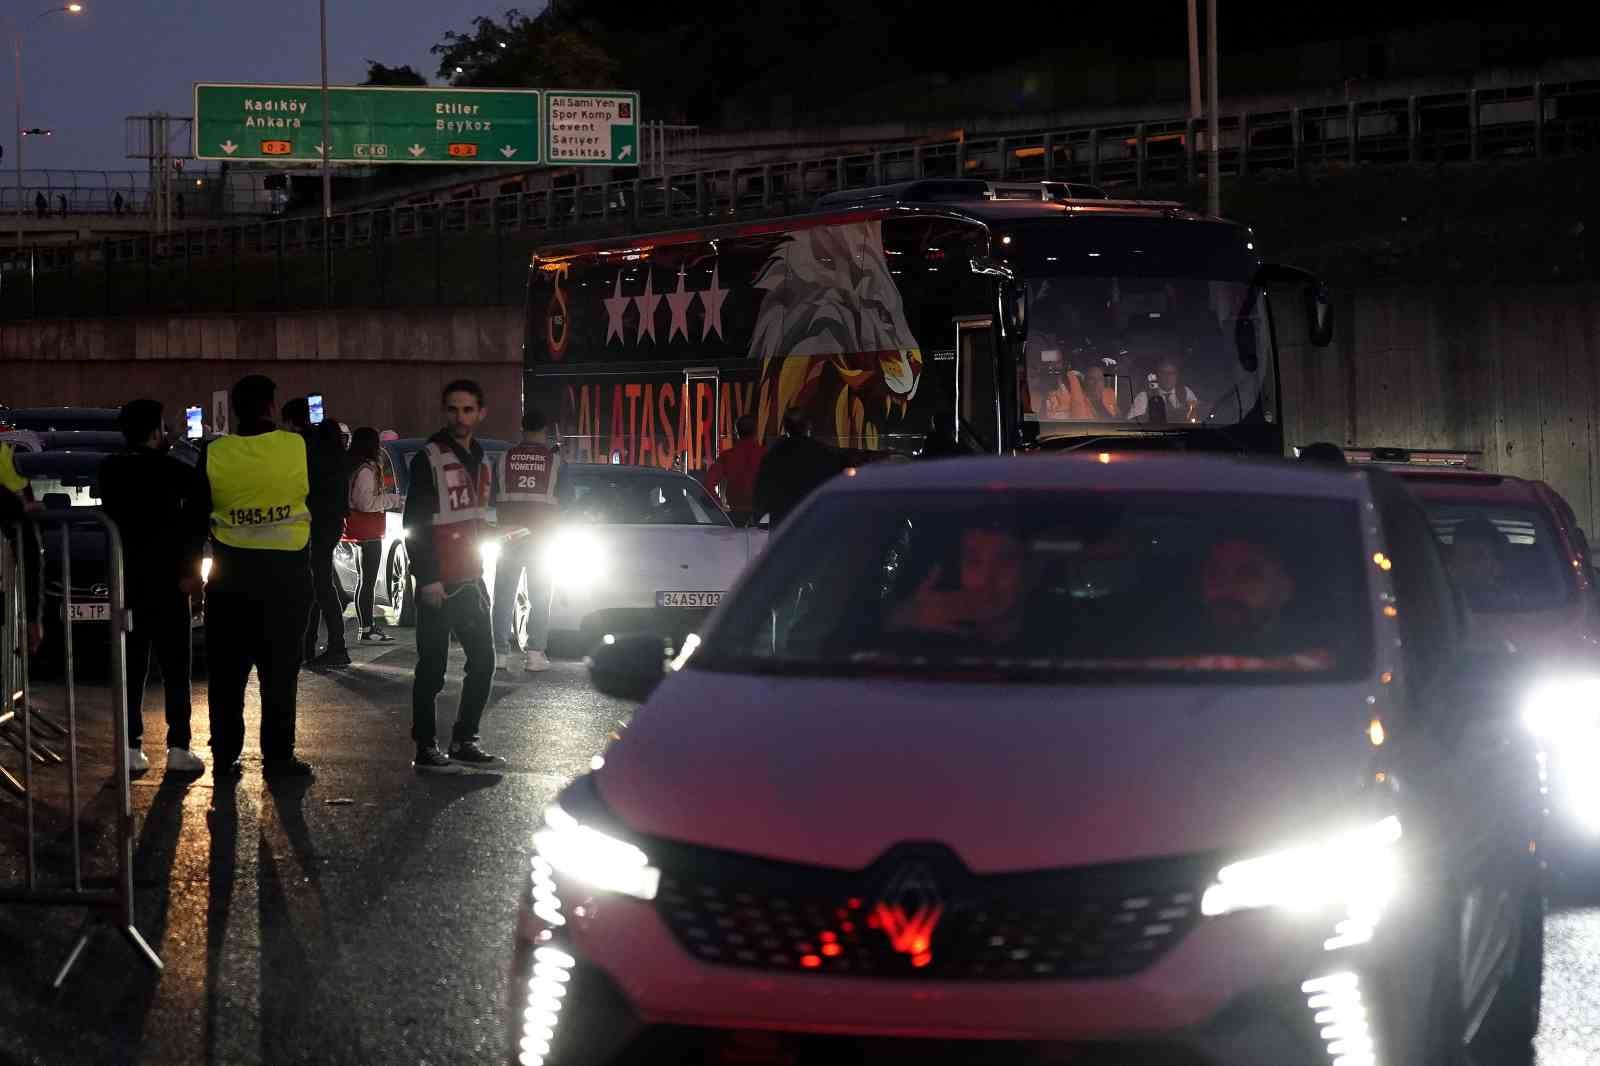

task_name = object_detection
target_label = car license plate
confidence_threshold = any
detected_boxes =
[657,591,721,609]
[68,601,109,623]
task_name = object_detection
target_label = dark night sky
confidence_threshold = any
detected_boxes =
[16,0,498,174]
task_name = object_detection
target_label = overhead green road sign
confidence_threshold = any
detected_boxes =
[193,83,542,164]
[545,91,640,166]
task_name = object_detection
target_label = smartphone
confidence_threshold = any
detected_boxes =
[307,394,325,425]
[185,406,204,440]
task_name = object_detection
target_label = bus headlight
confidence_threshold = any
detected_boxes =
[543,528,607,589]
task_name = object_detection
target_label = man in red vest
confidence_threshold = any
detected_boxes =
[402,380,504,774]
[494,408,562,674]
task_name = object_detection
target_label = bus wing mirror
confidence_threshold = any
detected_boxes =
[999,280,1028,343]
[1255,263,1334,348]
[1307,280,1334,347]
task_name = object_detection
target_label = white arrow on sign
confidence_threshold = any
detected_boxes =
[220,140,238,155]
[617,144,633,161]
[408,144,426,157]
[499,145,517,159]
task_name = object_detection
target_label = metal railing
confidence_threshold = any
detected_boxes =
[1,510,163,988]
[3,74,1600,318]
[0,168,288,221]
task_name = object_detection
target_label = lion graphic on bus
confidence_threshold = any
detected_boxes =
[747,220,922,450]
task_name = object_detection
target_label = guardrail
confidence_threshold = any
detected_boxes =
[3,75,1600,318]
[1,509,163,988]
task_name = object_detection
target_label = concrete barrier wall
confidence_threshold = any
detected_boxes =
[1281,283,1600,535]
[0,307,525,441]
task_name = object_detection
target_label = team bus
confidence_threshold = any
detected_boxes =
[521,179,1333,471]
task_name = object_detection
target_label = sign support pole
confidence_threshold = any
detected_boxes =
[319,0,332,303]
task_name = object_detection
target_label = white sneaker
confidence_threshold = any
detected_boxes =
[127,747,150,774]
[524,650,551,673]
[166,748,206,775]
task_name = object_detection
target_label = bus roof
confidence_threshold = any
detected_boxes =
[528,196,1238,264]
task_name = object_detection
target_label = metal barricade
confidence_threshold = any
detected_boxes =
[0,509,162,988]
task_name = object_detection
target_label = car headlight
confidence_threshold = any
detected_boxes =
[1201,816,1402,949]
[1523,679,1600,740]
[542,528,607,590]
[200,557,213,585]
[532,804,659,901]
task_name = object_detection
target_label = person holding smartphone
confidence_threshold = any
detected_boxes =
[283,395,351,668]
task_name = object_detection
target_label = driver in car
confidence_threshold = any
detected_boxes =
[888,525,1026,646]
[1445,517,1510,602]
[1198,537,1297,645]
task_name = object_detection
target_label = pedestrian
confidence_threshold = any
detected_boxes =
[182,374,314,779]
[916,410,965,459]
[493,407,561,674]
[33,192,46,219]
[113,192,125,216]
[282,396,351,668]
[345,427,398,643]
[175,193,184,220]
[0,441,42,660]
[56,194,67,218]
[97,400,205,777]
[699,413,765,525]
[403,379,505,773]
[752,408,846,528]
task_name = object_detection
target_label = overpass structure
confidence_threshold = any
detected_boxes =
[3,57,1600,319]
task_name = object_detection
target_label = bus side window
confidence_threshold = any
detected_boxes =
[959,322,998,453]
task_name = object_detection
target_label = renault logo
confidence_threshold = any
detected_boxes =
[869,861,944,968]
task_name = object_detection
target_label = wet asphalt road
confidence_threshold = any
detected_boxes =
[1,628,1600,1066]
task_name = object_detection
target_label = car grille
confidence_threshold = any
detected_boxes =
[653,844,1209,981]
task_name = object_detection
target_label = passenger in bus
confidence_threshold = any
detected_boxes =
[1127,340,1200,423]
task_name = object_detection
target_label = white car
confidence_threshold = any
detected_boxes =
[512,454,1545,1066]
[541,463,766,657]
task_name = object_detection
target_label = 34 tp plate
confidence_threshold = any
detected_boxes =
[657,591,721,609]
[68,602,110,623]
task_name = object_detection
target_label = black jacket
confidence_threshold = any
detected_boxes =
[98,446,199,607]
[401,430,493,588]
[752,435,845,527]
[301,422,350,542]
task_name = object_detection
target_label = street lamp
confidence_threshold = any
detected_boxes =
[11,3,84,251]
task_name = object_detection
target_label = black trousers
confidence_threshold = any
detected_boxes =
[206,557,312,764]
[411,580,495,749]
[304,533,346,655]
[126,593,193,750]
[355,539,382,629]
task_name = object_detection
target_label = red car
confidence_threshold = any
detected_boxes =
[1348,448,1600,846]
[1350,453,1600,666]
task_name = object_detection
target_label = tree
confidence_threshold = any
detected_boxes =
[363,61,428,87]
[431,9,618,91]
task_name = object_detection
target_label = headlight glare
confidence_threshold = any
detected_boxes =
[1201,816,1402,923]
[533,803,659,900]
[542,528,607,589]
[1523,679,1600,740]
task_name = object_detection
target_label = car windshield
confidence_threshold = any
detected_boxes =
[1423,502,1574,613]
[559,471,730,526]
[1009,219,1270,434]
[14,455,101,507]
[694,490,1371,680]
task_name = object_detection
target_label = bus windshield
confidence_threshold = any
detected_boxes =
[1006,218,1271,437]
